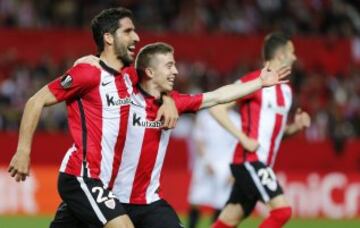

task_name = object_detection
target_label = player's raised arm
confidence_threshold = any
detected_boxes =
[200,64,290,109]
[8,86,58,182]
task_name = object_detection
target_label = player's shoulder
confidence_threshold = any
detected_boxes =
[169,90,195,99]
[68,63,101,77]
[169,90,180,96]
[66,63,101,86]
[238,69,261,83]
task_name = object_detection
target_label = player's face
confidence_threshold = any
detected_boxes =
[281,41,297,68]
[151,53,178,93]
[113,17,140,66]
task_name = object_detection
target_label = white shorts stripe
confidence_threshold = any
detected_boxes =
[244,162,270,202]
[76,177,107,224]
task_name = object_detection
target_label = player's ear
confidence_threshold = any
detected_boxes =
[145,67,154,78]
[103,33,114,46]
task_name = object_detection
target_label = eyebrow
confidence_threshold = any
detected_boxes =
[123,27,134,32]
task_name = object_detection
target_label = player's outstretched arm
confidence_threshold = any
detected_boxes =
[209,102,259,152]
[200,64,290,109]
[8,86,58,182]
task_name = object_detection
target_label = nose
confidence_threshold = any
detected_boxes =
[173,66,178,75]
[132,31,140,43]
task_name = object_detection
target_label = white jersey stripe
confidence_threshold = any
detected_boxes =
[114,94,147,203]
[146,130,172,203]
[257,87,276,163]
[76,177,107,224]
[99,73,119,187]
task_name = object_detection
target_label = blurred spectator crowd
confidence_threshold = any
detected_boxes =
[0,0,359,151]
[0,54,359,149]
[1,0,360,36]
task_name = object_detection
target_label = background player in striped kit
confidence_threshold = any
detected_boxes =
[187,109,240,228]
[7,7,180,228]
[210,33,311,228]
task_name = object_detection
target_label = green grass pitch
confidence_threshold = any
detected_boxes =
[0,215,359,227]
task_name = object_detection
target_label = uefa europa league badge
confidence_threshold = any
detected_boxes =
[60,74,73,89]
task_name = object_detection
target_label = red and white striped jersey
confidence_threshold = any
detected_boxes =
[48,60,203,204]
[233,70,293,167]
[112,87,202,204]
[48,61,138,180]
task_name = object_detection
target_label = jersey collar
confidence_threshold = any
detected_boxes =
[99,60,120,75]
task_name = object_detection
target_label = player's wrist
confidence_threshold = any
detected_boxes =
[16,145,31,155]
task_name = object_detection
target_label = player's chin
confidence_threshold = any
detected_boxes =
[163,85,173,93]
[127,52,135,60]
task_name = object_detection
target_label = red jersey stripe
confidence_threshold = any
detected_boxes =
[129,128,161,203]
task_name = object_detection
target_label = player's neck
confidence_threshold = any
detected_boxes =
[139,80,161,99]
[100,51,124,71]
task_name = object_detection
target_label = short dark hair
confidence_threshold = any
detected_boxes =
[91,7,133,53]
[135,42,174,77]
[262,32,290,61]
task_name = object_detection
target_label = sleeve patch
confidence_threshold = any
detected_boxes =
[60,74,73,89]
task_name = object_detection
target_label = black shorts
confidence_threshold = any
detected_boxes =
[227,161,284,217]
[50,172,127,228]
[50,199,182,228]
[124,199,183,228]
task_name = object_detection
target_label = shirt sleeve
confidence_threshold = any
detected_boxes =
[236,70,261,103]
[169,91,203,114]
[47,63,100,102]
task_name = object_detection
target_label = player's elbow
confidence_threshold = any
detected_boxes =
[27,89,49,109]
[26,95,43,110]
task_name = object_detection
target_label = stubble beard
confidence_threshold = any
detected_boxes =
[114,41,133,66]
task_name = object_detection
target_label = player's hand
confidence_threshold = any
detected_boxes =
[74,55,100,68]
[156,95,179,129]
[294,108,311,131]
[260,62,291,87]
[241,137,259,152]
[8,152,31,182]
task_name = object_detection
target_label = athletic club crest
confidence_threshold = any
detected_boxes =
[105,199,116,209]
[60,74,73,89]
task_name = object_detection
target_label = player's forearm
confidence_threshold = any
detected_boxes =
[201,78,261,108]
[284,123,300,137]
[16,98,45,154]
[209,104,243,141]
[17,86,57,154]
